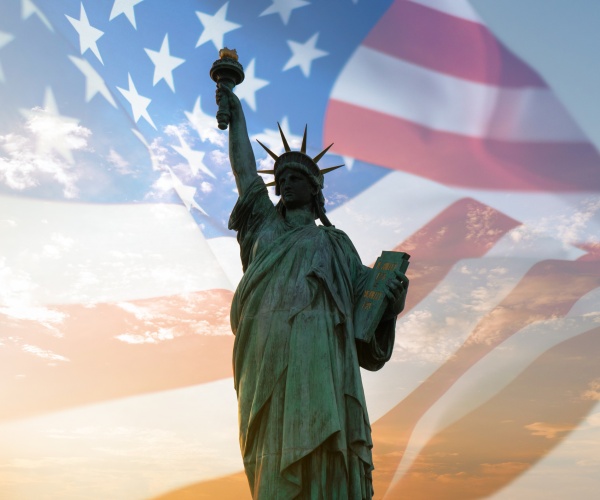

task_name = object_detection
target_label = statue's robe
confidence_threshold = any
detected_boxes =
[229,178,395,499]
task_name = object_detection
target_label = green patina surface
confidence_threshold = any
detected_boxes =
[214,69,407,498]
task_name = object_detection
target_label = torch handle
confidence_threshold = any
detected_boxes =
[216,79,235,130]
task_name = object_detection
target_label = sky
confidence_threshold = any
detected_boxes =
[1,1,599,499]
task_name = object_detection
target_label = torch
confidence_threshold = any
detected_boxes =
[210,48,245,130]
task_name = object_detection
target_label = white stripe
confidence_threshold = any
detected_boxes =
[383,287,600,496]
[0,196,234,308]
[331,46,585,142]
[0,379,241,500]
[329,169,463,265]
[409,0,482,23]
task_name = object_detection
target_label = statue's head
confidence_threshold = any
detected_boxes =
[276,165,323,216]
[256,124,342,226]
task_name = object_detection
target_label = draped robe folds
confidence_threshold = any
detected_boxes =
[229,178,396,499]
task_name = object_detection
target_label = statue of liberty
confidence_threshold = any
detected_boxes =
[215,56,409,499]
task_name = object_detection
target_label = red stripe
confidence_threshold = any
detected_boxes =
[576,242,600,261]
[391,197,519,312]
[387,326,600,499]
[0,290,234,421]
[364,0,545,87]
[325,100,600,191]
[372,254,600,495]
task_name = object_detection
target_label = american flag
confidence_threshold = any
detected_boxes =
[1,0,599,498]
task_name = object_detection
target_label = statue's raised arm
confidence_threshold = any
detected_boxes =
[216,85,259,198]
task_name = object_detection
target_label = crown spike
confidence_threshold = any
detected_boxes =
[301,125,307,154]
[256,139,279,161]
[277,122,291,152]
[313,143,333,164]
[320,165,344,174]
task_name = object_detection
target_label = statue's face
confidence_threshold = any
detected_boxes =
[278,169,315,210]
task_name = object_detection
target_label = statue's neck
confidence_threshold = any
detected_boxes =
[284,207,315,227]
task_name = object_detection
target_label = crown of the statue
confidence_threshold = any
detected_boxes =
[256,123,343,193]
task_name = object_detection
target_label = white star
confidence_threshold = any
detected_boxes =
[66,3,104,64]
[20,87,82,164]
[0,31,15,83]
[171,133,216,179]
[116,73,156,129]
[337,154,354,171]
[235,59,269,112]
[341,156,354,170]
[110,0,144,29]
[328,147,354,171]
[21,0,53,31]
[168,167,206,214]
[185,96,224,146]
[0,32,14,49]
[144,34,185,92]
[283,32,328,77]
[195,2,241,50]
[68,55,116,107]
[260,0,310,25]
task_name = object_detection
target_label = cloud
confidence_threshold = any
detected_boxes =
[147,136,169,172]
[257,155,274,172]
[524,421,575,439]
[465,203,507,249]
[0,133,81,198]
[394,309,467,363]
[42,232,75,260]
[325,191,349,206]
[479,461,529,476]
[209,149,229,166]
[113,294,231,343]
[106,148,134,175]
[510,198,600,248]
[115,328,175,344]
[23,105,91,162]
[164,123,187,139]
[0,105,94,198]
[0,257,66,330]
[21,344,69,362]
[199,181,213,193]
[581,379,600,401]
[144,170,173,201]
